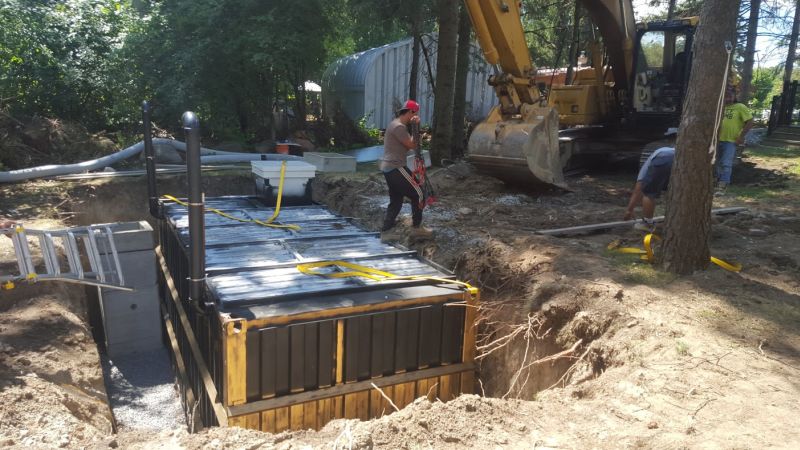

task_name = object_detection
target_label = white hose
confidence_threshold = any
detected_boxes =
[0,139,302,183]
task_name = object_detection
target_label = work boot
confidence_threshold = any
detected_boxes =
[381,219,396,232]
[633,219,654,232]
[714,181,728,196]
[410,226,433,238]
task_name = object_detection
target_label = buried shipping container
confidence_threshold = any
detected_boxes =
[156,196,477,432]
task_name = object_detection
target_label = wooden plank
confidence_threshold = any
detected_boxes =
[356,391,369,421]
[245,412,260,430]
[227,363,474,417]
[344,393,358,419]
[303,400,317,430]
[290,404,304,430]
[393,382,406,409]
[439,374,452,402]
[156,247,228,426]
[160,302,203,432]
[228,415,246,429]
[534,207,748,236]
[401,381,415,407]
[244,292,466,329]
[224,320,248,406]
[415,378,429,402]
[369,388,383,418]
[317,398,332,430]
[275,407,289,432]
[333,395,344,419]
[425,376,439,401]
[335,320,345,384]
[460,370,475,395]
[261,410,276,433]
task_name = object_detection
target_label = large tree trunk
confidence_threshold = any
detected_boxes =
[781,0,800,119]
[667,0,677,19]
[565,3,581,85]
[451,3,471,159]
[659,0,741,274]
[740,0,762,103]
[409,18,422,100]
[431,0,459,163]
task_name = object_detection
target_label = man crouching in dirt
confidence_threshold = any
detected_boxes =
[623,128,677,231]
[379,99,432,237]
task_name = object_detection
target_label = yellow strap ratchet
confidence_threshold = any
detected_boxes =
[162,161,300,231]
[297,260,479,295]
[609,233,741,272]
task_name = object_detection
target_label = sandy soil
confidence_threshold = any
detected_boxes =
[0,145,798,449]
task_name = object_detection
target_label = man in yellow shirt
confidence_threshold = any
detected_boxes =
[716,87,753,191]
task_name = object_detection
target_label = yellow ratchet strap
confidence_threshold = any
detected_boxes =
[296,260,478,295]
[162,162,300,231]
[610,233,741,272]
[2,281,14,290]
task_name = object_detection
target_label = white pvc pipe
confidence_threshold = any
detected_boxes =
[0,139,302,183]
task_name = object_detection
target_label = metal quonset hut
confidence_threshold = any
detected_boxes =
[322,34,496,128]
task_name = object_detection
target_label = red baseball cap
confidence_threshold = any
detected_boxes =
[403,99,420,113]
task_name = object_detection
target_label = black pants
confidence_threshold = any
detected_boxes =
[382,167,422,227]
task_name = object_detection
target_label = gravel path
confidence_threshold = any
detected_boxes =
[102,347,186,431]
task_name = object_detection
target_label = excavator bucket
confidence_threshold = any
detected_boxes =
[467,106,565,188]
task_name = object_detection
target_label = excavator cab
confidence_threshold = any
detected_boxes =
[628,17,698,129]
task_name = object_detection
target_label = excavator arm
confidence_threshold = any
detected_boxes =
[463,0,542,114]
[463,0,638,187]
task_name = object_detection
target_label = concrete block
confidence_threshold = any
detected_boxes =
[94,221,154,253]
[100,284,159,318]
[406,150,431,169]
[112,251,157,289]
[303,152,357,173]
[99,285,162,357]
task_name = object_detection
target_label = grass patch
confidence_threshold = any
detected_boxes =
[675,340,689,356]
[745,145,800,159]
[605,250,678,285]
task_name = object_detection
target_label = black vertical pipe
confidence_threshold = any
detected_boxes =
[183,111,206,311]
[143,101,160,218]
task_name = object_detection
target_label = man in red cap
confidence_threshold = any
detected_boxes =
[379,99,432,237]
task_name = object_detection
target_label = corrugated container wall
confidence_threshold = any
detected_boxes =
[322,34,497,129]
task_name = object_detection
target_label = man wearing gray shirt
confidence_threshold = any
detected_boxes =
[624,128,677,231]
[379,100,431,237]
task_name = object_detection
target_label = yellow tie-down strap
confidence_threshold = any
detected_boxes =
[162,162,300,231]
[296,260,479,296]
[609,233,742,273]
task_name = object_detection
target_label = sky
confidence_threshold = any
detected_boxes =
[631,0,793,68]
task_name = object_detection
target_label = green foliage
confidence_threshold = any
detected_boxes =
[357,114,382,143]
[0,0,139,129]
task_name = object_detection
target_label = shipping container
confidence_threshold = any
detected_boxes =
[156,196,477,431]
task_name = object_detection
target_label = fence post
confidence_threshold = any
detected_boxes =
[768,95,780,135]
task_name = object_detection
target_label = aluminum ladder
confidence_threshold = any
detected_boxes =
[1,224,132,291]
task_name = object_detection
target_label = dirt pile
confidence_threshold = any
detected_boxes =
[0,112,117,171]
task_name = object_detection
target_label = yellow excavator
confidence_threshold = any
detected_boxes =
[463,0,698,187]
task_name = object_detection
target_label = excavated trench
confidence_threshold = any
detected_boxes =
[43,170,619,434]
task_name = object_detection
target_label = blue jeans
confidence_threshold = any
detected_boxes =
[715,141,737,184]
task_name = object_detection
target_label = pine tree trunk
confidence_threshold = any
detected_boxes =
[565,3,581,85]
[781,0,800,119]
[431,0,459,163]
[410,19,421,100]
[667,0,677,19]
[740,0,762,103]
[451,3,471,158]
[659,0,741,274]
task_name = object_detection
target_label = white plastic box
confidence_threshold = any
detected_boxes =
[251,160,316,205]
[303,152,357,173]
